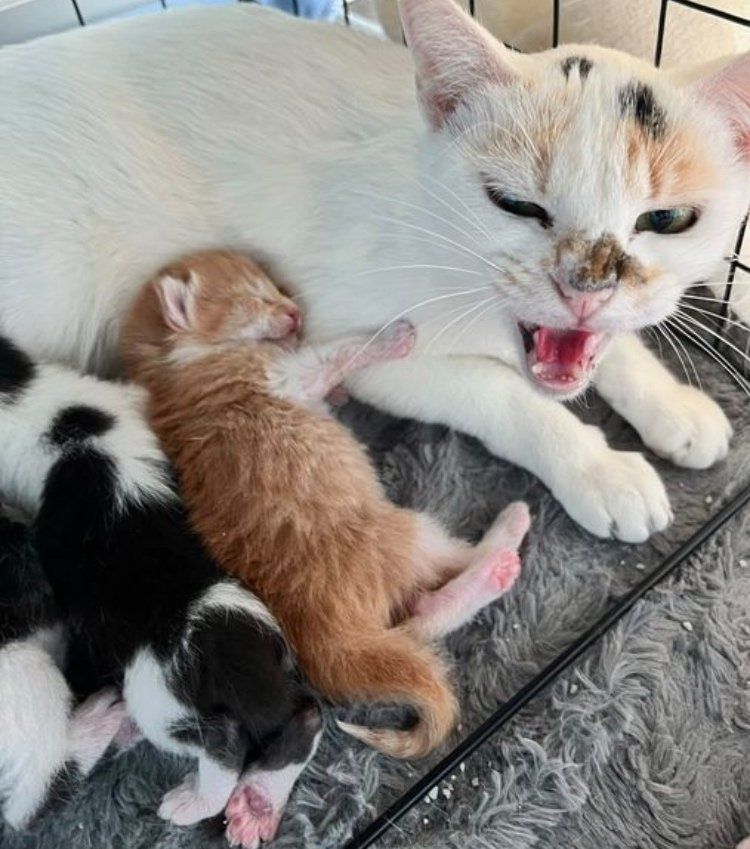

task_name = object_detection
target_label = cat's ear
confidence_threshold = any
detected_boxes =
[694,52,750,162]
[398,0,519,130]
[154,272,198,333]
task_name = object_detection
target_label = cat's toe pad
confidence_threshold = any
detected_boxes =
[225,782,281,849]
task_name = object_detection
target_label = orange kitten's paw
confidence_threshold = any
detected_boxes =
[487,550,521,593]
[225,782,282,849]
[380,319,416,359]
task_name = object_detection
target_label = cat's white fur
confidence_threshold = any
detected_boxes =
[0,0,748,541]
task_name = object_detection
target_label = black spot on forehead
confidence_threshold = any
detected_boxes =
[0,336,36,400]
[561,56,593,81]
[618,82,667,140]
[48,405,115,447]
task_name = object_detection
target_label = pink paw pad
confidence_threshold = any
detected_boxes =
[486,550,521,593]
[378,320,416,359]
[225,783,281,849]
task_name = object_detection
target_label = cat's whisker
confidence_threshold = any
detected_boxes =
[373,215,505,276]
[673,310,750,368]
[351,264,486,278]
[665,321,702,389]
[657,322,695,388]
[419,174,493,241]
[424,294,498,355]
[667,316,750,397]
[354,188,485,249]
[334,287,505,375]
[380,230,498,265]
[448,295,503,355]
[680,303,750,334]
[644,326,665,361]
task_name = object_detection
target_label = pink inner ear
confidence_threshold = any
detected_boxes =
[156,275,193,333]
[399,0,518,129]
[697,53,750,162]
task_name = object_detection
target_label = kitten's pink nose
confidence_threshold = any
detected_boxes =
[285,307,301,333]
[554,278,615,323]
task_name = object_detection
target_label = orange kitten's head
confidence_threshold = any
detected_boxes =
[125,251,301,367]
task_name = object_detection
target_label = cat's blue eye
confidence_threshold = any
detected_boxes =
[635,207,698,234]
[484,184,552,229]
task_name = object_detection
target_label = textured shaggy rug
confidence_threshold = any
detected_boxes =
[5,335,750,849]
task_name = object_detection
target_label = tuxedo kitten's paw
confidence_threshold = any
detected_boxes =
[556,449,672,543]
[736,839,750,849]
[158,773,223,826]
[633,384,732,469]
[225,781,281,849]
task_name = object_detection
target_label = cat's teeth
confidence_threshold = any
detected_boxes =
[531,363,545,375]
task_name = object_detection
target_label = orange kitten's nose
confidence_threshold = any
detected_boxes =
[285,307,301,334]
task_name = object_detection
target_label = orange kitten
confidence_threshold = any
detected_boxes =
[122,250,530,759]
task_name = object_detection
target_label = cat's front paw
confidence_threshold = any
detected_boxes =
[632,384,732,469]
[554,448,672,543]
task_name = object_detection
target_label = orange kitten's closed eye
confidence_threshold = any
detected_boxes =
[145,251,303,352]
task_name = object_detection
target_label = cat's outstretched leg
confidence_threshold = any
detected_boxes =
[595,333,731,469]
[272,320,415,407]
[348,354,672,543]
[225,701,323,849]
[407,502,530,641]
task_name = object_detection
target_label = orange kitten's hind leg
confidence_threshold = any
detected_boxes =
[408,502,530,640]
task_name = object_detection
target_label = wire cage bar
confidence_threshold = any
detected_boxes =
[30,0,750,845]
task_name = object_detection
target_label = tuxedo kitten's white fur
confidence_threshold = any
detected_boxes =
[0,0,747,541]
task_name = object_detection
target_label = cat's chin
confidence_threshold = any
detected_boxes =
[518,322,609,398]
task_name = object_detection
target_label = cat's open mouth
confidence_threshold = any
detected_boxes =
[519,322,608,395]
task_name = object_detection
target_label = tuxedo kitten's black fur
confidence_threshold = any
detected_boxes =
[0,510,124,831]
[0,336,322,845]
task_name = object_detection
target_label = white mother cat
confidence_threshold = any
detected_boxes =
[0,0,747,541]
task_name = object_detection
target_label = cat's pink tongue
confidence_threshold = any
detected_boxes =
[534,327,593,367]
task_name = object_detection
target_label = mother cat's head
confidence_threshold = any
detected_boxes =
[400,0,750,397]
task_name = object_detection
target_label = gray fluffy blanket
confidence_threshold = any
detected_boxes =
[5,333,750,849]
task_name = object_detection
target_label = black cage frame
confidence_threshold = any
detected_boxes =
[47,0,750,846]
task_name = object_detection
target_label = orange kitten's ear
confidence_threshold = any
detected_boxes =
[695,52,750,163]
[155,272,197,333]
[398,0,520,130]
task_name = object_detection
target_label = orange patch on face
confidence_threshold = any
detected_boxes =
[627,126,716,202]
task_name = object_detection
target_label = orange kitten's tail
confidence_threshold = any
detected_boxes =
[319,628,459,760]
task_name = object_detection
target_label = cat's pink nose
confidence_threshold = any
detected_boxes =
[554,278,615,323]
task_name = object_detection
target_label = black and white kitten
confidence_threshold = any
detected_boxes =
[0,508,125,830]
[0,337,322,848]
